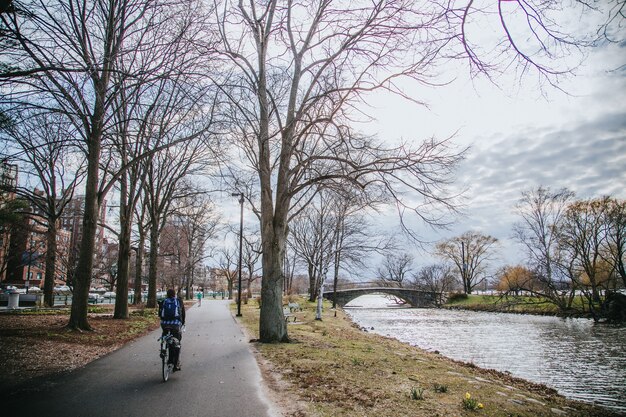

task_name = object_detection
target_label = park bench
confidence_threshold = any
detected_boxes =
[283,307,297,322]
[287,302,302,312]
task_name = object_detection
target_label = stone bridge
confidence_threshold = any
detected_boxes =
[322,286,437,308]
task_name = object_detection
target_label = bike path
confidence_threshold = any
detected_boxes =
[5,300,280,417]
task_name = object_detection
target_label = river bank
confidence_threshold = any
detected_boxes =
[237,297,619,417]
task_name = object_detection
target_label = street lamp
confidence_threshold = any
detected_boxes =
[232,192,244,317]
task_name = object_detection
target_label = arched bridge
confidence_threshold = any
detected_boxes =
[322,285,437,308]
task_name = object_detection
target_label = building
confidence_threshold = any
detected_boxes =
[0,163,18,283]
[60,195,107,284]
[4,188,72,289]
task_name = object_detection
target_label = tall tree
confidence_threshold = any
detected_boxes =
[143,142,216,308]
[215,246,238,299]
[376,252,414,288]
[241,228,262,300]
[0,111,83,306]
[289,193,336,302]
[436,231,498,294]
[171,192,221,298]
[1,0,167,330]
[558,198,610,315]
[214,0,593,342]
[216,1,465,342]
[413,263,456,306]
[513,186,577,311]
[603,198,626,287]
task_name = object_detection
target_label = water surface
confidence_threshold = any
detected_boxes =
[345,294,626,413]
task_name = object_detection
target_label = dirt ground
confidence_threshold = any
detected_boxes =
[0,306,164,391]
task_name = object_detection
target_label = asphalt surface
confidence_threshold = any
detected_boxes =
[5,300,280,417]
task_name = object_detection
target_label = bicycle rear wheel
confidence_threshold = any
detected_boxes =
[161,342,172,382]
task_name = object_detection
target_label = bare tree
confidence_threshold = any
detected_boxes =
[213,0,598,342]
[558,197,615,319]
[0,111,84,306]
[376,252,414,288]
[171,192,221,299]
[289,194,336,302]
[436,231,498,294]
[109,57,218,316]
[413,263,456,306]
[0,196,28,283]
[328,189,391,308]
[0,0,181,330]
[602,197,626,287]
[143,148,214,308]
[215,246,238,299]
[241,228,262,301]
[513,186,577,311]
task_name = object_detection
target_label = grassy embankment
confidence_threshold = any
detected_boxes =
[443,293,589,316]
[235,297,614,417]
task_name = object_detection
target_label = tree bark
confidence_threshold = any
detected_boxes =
[114,219,131,318]
[133,229,146,305]
[68,131,101,330]
[259,229,288,343]
[146,218,159,308]
[43,220,57,307]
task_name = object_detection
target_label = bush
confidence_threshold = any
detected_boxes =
[448,292,468,302]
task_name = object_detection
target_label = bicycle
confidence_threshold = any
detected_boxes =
[158,327,182,382]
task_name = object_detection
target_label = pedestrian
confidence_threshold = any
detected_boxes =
[196,290,202,306]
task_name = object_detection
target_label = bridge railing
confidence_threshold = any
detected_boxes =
[329,281,403,291]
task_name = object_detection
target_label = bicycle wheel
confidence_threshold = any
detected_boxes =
[161,341,171,382]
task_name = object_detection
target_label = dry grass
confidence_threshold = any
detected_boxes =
[239,297,617,417]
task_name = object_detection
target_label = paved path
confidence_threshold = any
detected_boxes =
[5,300,279,417]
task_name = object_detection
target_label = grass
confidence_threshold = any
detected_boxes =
[235,297,615,417]
[444,294,573,315]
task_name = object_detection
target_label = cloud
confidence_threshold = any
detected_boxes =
[437,111,626,267]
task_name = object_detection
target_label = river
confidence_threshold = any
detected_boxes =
[344,294,626,413]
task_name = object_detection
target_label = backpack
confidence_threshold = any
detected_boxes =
[161,297,180,321]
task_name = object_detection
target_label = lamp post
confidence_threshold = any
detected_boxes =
[232,192,244,317]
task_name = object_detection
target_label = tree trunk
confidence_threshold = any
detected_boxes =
[332,250,340,309]
[43,220,58,307]
[259,232,288,343]
[307,261,316,302]
[114,220,131,318]
[67,140,101,330]
[114,177,131,318]
[133,231,145,305]
[146,219,159,308]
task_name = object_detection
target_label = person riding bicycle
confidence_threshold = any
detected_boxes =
[158,289,185,371]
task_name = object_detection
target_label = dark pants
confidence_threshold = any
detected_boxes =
[161,324,182,365]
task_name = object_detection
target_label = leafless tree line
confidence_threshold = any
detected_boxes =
[1,0,622,340]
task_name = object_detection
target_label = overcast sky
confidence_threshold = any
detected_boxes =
[365,38,626,269]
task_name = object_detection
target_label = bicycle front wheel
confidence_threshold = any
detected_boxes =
[161,343,171,382]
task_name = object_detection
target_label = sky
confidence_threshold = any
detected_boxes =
[363,38,626,270]
[218,7,626,279]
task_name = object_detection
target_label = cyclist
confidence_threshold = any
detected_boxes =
[158,289,185,371]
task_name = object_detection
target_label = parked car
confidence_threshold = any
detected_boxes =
[103,291,116,298]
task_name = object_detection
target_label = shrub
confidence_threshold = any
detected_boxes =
[448,292,468,302]
[411,387,425,400]
[433,383,448,393]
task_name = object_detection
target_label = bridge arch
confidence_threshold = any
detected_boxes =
[322,287,436,308]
